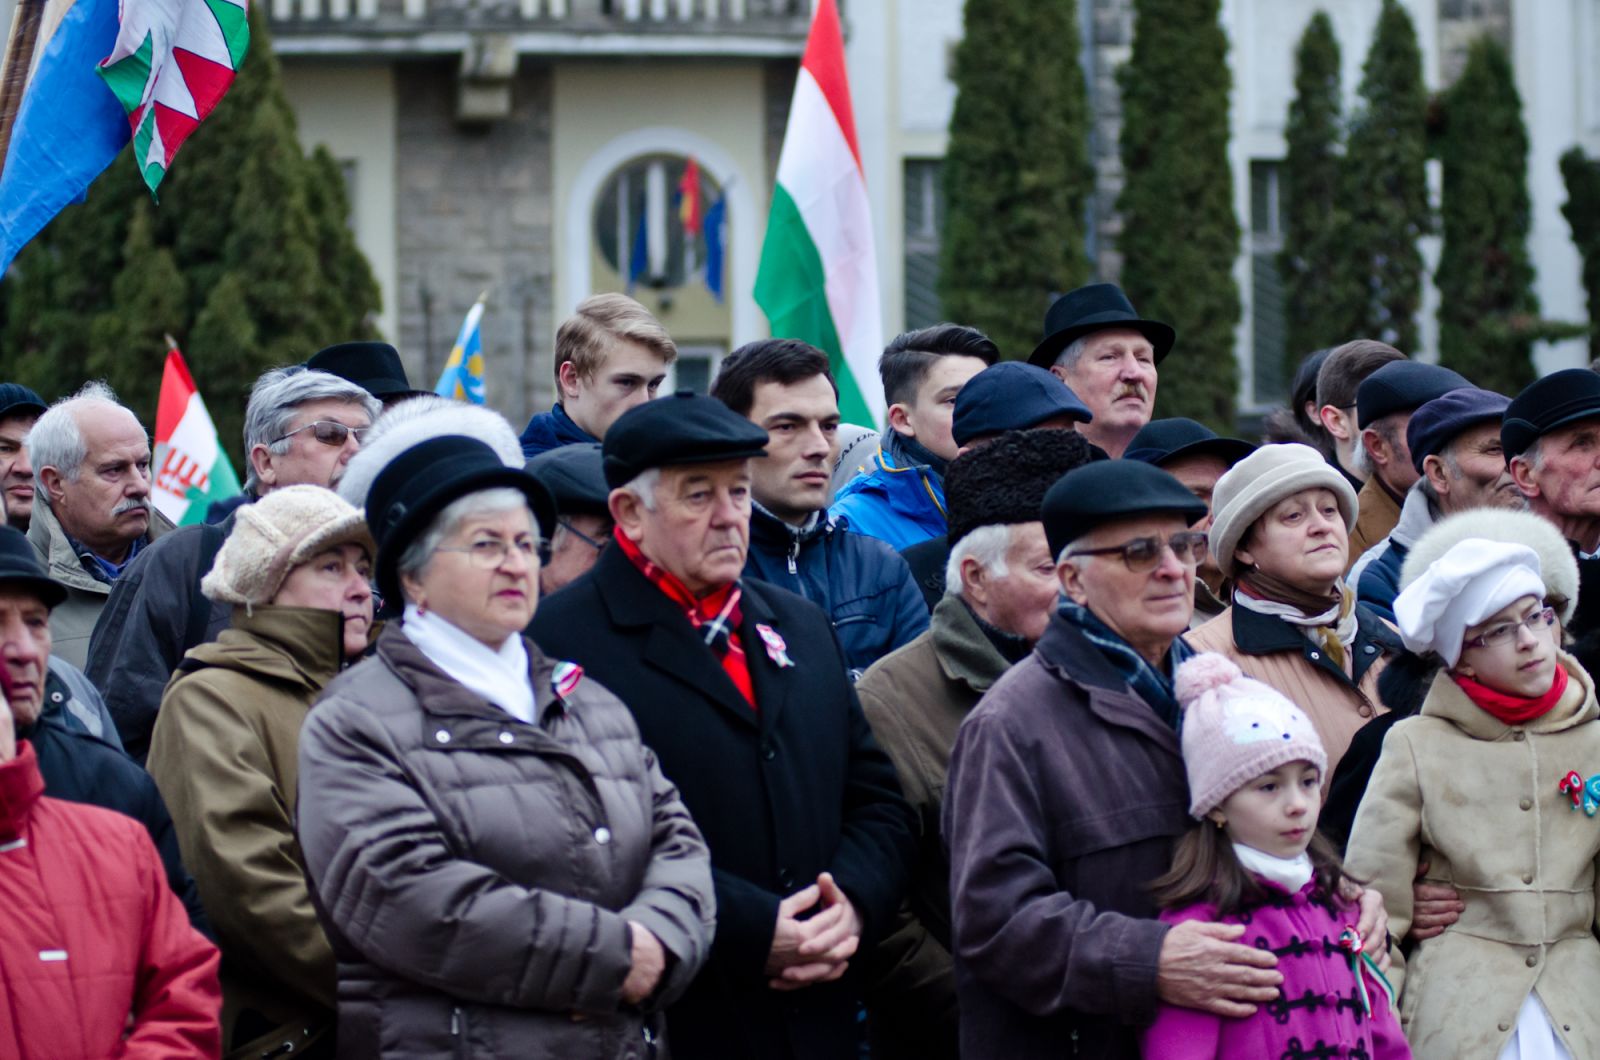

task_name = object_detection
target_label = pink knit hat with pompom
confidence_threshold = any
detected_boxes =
[1175,653,1328,818]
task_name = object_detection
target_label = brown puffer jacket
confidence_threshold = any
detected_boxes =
[297,625,716,1060]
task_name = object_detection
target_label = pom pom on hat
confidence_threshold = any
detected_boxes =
[1176,652,1328,818]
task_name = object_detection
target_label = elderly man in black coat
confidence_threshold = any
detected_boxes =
[530,392,917,1060]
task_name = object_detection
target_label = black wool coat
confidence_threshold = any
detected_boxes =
[530,545,918,1060]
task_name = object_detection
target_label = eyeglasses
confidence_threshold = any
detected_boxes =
[1067,530,1208,572]
[435,537,552,568]
[558,518,607,553]
[273,420,371,447]
[1463,606,1557,651]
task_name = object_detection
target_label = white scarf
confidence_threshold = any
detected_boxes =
[401,604,536,723]
[1234,842,1314,893]
[1235,589,1359,657]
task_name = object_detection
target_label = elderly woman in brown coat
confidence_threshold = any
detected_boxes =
[297,432,715,1059]
[1187,443,1403,775]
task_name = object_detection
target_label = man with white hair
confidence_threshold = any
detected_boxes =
[87,368,379,759]
[24,382,174,667]
[855,428,1092,1060]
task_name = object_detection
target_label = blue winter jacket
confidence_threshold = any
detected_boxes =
[519,403,599,458]
[744,505,930,677]
[828,439,947,552]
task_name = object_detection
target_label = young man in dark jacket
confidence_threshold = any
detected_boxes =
[712,339,927,677]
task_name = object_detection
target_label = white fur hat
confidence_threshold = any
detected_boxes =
[337,396,524,509]
[1400,508,1578,626]
[1207,443,1359,576]
[1393,539,1546,667]
[202,485,375,606]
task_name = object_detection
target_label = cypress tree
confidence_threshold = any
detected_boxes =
[1435,36,1538,394]
[1340,0,1429,353]
[938,0,1090,360]
[1560,147,1600,363]
[1,5,380,464]
[1117,0,1241,427]
[1281,12,1359,363]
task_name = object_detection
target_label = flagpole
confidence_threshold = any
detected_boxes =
[0,0,44,173]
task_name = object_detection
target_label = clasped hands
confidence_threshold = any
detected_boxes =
[764,872,861,991]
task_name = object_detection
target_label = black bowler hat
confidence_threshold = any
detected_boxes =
[368,435,556,604]
[1354,361,1470,429]
[1027,283,1176,370]
[1124,418,1255,468]
[603,391,769,489]
[1042,459,1207,560]
[0,526,66,608]
[525,443,610,518]
[1503,368,1600,458]
[307,342,420,401]
[1406,387,1509,473]
[0,383,45,421]
[951,362,1092,447]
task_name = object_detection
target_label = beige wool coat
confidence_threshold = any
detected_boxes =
[1345,655,1600,1059]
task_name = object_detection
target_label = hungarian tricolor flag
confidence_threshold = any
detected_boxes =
[754,0,883,427]
[152,344,241,526]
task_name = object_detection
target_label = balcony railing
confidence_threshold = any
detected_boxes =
[269,0,816,35]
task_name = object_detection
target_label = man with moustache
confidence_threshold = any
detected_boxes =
[713,339,927,676]
[1351,388,1519,621]
[1028,283,1172,458]
[0,384,45,531]
[24,382,174,668]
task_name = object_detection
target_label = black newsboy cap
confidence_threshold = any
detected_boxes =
[1503,368,1600,458]
[1042,459,1207,560]
[525,443,610,517]
[0,383,46,421]
[603,391,769,488]
[1355,360,1470,429]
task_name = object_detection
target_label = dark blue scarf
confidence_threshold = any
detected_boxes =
[1059,600,1191,729]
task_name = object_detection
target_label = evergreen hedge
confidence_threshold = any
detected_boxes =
[1561,147,1600,364]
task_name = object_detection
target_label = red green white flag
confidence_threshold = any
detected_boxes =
[95,0,250,193]
[153,345,241,526]
[753,0,883,427]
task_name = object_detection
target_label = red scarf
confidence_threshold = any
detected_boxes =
[613,528,755,708]
[1453,664,1568,726]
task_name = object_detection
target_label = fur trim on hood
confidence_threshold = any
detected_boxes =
[1399,507,1579,625]
[337,397,523,508]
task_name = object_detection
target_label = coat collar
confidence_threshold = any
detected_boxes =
[1422,652,1599,739]
[26,493,172,593]
[376,622,570,725]
[930,594,1013,694]
[184,604,346,693]
[1032,611,1182,757]
[1226,600,1401,687]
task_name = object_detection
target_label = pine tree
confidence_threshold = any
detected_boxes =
[1435,37,1538,394]
[1117,0,1241,427]
[1340,0,1429,353]
[938,0,1090,360]
[0,5,379,465]
[1561,147,1600,363]
[1281,12,1359,364]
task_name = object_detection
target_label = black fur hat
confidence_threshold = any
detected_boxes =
[945,429,1096,548]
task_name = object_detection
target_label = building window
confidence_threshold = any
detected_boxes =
[667,345,725,395]
[904,159,944,329]
[593,154,722,293]
[1250,159,1288,407]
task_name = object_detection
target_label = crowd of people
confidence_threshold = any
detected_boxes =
[4,279,1600,1059]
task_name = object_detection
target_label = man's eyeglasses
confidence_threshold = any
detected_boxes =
[1067,530,1208,573]
[558,518,607,553]
[436,537,553,568]
[1463,606,1557,651]
[273,420,371,448]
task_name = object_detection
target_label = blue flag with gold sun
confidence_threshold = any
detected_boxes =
[435,293,488,404]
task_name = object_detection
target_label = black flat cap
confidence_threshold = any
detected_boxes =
[0,525,66,607]
[0,383,45,421]
[1355,361,1470,428]
[1028,283,1176,369]
[603,391,768,488]
[1042,459,1207,559]
[1124,417,1255,468]
[525,443,609,517]
[1406,387,1509,472]
[368,435,555,603]
[952,362,1092,447]
[946,429,1096,547]
[1503,368,1600,458]
[307,342,419,400]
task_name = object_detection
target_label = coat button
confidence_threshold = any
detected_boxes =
[1358,704,1373,718]
[1513,732,1526,741]
[1523,872,1534,884]
[1527,954,1538,967]
[1520,798,1533,811]
[778,869,795,889]
[498,731,514,745]
[1500,1022,1511,1032]
[594,827,612,845]
[1364,645,1376,654]
[762,743,777,761]
[435,729,451,744]
[1309,651,1320,661]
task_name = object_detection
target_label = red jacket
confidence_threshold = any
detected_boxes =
[0,740,221,1058]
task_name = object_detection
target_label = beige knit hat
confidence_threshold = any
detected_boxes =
[1207,443,1359,576]
[202,485,376,606]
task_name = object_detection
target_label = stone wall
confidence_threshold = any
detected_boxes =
[393,60,556,425]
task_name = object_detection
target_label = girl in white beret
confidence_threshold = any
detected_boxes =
[1346,538,1600,1059]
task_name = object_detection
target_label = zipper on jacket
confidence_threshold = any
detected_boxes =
[787,538,799,576]
[452,1006,467,1060]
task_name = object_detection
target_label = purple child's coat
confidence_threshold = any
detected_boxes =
[1142,879,1411,1060]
